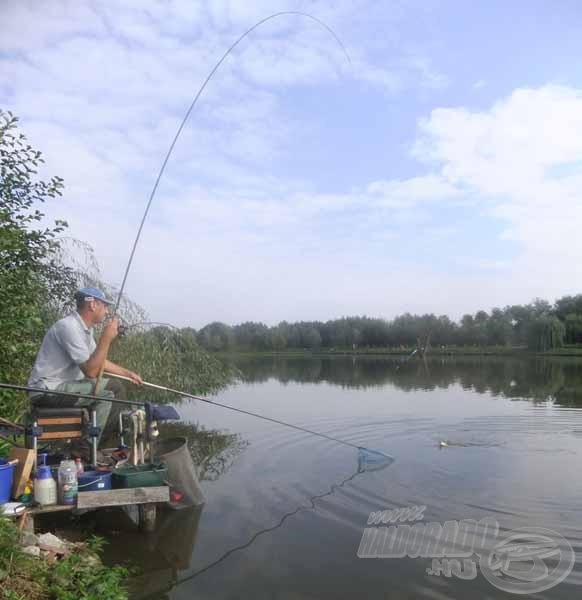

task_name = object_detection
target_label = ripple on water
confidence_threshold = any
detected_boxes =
[162,371,582,600]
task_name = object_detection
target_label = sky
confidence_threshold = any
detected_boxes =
[2,0,582,327]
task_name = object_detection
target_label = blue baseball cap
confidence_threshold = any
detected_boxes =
[75,286,114,305]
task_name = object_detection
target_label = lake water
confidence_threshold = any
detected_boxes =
[112,355,582,599]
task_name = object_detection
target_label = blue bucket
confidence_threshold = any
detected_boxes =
[0,460,16,504]
[77,470,112,492]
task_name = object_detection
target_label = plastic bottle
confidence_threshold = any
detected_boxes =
[57,458,78,505]
[34,454,57,506]
[75,457,84,476]
[19,481,33,503]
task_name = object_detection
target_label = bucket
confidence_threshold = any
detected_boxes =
[78,470,112,492]
[0,460,16,504]
[156,437,205,508]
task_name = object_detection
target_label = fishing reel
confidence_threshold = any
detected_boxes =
[118,322,128,337]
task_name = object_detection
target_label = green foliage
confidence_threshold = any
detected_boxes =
[197,321,235,351]
[554,294,582,320]
[564,313,582,344]
[0,110,76,422]
[110,326,234,399]
[0,516,19,563]
[0,517,128,600]
[232,321,271,350]
[47,545,128,600]
[527,316,565,352]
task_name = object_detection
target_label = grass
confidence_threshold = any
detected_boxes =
[541,344,582,356]
[0,518,129,600]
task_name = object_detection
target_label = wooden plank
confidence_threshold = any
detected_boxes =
[39,431,82,440]
[29,504,75,515]
[77,486,169,509]
[9,447,35,499]
[37,417,82,425]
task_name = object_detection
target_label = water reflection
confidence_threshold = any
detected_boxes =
[111,355,582,599]
[158,420,248,481]
[103,422,248,599]
[230,355,582,406]
[97,506,203,600]
[171,452,393,590]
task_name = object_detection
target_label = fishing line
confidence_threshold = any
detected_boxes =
[170,468,364,588]
[114,11,351,312]
[105,373,393,467]
[93,11,352,395]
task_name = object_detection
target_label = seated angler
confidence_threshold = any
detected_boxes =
[28,287,143,447]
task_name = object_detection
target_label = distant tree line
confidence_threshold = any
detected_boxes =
[194,296,582,353]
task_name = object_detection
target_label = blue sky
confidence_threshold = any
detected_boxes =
[2,1,582,326]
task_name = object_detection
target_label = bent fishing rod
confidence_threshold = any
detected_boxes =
[0,379,392,462]
[94,11,351,395]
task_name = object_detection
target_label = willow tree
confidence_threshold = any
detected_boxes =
[527,316,565,352]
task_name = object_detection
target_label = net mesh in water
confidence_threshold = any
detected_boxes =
[357,447,394,473]
[156,436,205,508]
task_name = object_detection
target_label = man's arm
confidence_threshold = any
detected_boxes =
[78,317,142,385]
[79,318,118,379]
[103,359,143,386]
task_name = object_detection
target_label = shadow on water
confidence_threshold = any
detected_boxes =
[86,424,248,598]
[101,506,204,600]
[228,354,582,406]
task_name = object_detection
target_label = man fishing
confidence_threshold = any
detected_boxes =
[28,286,143,446]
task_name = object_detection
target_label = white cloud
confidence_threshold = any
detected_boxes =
[5,1,525,326]
[415,84,582,299]
[367,175,461,208]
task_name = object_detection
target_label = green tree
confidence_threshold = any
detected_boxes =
[0,110,75,420]
[268,326,287,350]
[564,313,582,344]
[197,321,234,351]
[554,295,582,320]
[486,308,513,346]
[110,325,232,398]
[527,316,565,352]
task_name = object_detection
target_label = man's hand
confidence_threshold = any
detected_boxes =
[102,317,120,341]
[125,370,143,386]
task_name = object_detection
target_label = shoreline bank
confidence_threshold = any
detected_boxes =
[215,346,582,358]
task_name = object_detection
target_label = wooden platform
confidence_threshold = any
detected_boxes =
[13,486,170,533]
[77,486,169,509]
